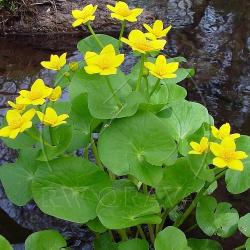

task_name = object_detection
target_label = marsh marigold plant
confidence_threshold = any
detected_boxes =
[0,2,250,250]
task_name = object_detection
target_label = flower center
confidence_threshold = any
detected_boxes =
[79,10,91,19]
[51,59,60,69]
[134,39,151,51]
[45,115,57,125]
[219,149,235,162]
[96,55,112,69]
[156,66,167,76]
[28,89,43,101]
[118,7,131,17]
[152,29,161,38]
[9,117,23,129]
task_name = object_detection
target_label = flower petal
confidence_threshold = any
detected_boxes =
[72,10,83,19]
[210,142,222,156]
[101,44,115,58]
[9,128,20,139]
[112,54,124,67]
[19,121,32,132]
[220,123,230,136]
[100,68,117,75]
[57,114,69,123]
[230,133,241,139]
[85,51,98,65]
[213,157,227,168]
[150,39,166,51]
[31,79,46,91]
[0,126,11,137]
[144,62,156,72]
[228,160,244,171]
[72,19,84,27]
[143,23,153,33]
[235,151,248,160]
[6,110,20,124]
[190,142,201,151]
[22,109,36,122]
[153,20,163,32]
[84,65,102,74]
[221,137,236,150]
[165,62,179,73]
[161,25,172,36]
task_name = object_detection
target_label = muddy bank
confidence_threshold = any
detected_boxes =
[0,0,155,35]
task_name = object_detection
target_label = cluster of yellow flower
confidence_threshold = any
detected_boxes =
[72,2,179,79]
[189,123,248,171]
[0,78,68,139]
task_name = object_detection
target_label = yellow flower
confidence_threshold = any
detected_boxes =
[37,107,69,127]
[8,96,28,113]
[189,137,210,154]
[120,30,166,54]
[84,44,124,75]
[0,109,36,139]
[72,4,98,27]
[49,86,62,102]
[144,20,171,40]
[210,137,248,171]
[19,79,53,106]
[211,123,240,140]
[41,53,67,71]
[107,1,143,22]
[144,55,179,79]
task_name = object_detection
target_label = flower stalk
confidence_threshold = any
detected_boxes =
[135,53,146,92]
[86,21,104,49]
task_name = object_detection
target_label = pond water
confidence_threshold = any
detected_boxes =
[0,0,250,249]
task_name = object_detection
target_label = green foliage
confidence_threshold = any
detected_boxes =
[0,4,249,249]
[0,235,13,250]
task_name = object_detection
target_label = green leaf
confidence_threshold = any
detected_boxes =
[88,72,146,119]
[196,196,239,238]
[118,239,149,250]
[112,179,137,192]
[98,111,177,186]
[226,135,250,194]
[25,230,66,250]
[166,57,187,63]
[66,93,95,151]
[157,100,209,141]
[86,217,107,233]
[36,124,73,161]
[187,238,222,250]
[32,157,112,223]
[238,213,250,237]
[94,232,118,250]
[97,190,161,229]
[163,68,194,84]
[0,235,13,250]
[156,157,204,208]
[0,148,39,206]
[154,226,188,250]
[246,238,250,250]
[78,34,119,54]
[69,67,102,100]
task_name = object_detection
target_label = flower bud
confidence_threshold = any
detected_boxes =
[69,62,79,72]
[143,69,149,77]
[64,72,70,77]
[49,86,62,102]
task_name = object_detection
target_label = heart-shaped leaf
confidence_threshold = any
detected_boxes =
[0,235,13,250]
[187,238,222,249]
[118,239,149,250]
[32,157,112,223]
[97,190,161,229]
[238,213,250,237]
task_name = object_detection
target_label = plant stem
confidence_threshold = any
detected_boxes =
[149,78,161,96]
[135,54,146,92]
[84,144,89,159]
[109,171,116,181]
[49,126,54,145]
[117,20,126,50]
[173,169,227,228]
[58,69,70,82]
[233,245,246,250]
[105,76,123,108]
[144,76,149,92]
[24,131,52,147]
[90,133,103,171]
[117,229,128,241]
[86,21,104,49]
[136,225,146,240]
[185,223,198,233]
[147,224,155,244]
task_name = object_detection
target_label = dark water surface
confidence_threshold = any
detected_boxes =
[0,0,250,249]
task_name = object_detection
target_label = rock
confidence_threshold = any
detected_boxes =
[0,0,156,35]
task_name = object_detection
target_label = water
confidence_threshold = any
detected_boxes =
[0,0,250,249]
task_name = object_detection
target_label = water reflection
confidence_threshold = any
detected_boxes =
[0,0,250,248]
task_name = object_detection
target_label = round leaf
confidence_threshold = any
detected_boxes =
[118,239,149,250]
[32,157,112,223]
[187,238,222,250]
[226,136,250,194]
[0,235,13,250]
[25,230,66,250]
[98,111,177,186]
[238,213,250,237]
[97,190,161,229]
[154,226,187,250]
[156,157,204,208]
[157,100,209,141]
[0,148,39,206]
[196,196,239,238]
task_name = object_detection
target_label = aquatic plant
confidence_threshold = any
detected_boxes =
[1,2,250,249]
